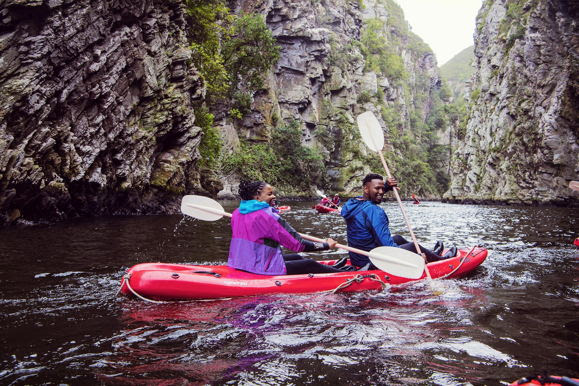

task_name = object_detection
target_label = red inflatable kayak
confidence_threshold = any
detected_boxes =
[509,375,579,385]
[119,247,488,301]
[314,204,339,213]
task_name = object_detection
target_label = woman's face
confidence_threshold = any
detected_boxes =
[256,184,276,205]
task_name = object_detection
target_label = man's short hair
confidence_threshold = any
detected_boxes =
[362,173,383,186]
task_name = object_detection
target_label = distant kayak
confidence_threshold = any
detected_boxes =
[119,247,488,301]
[411,194,420,204]
[574,237,579,247]
[314,204,339,213]
[276,205,291,213]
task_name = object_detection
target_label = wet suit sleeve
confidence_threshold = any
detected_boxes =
[267,214,329,252]
[364,206,398,247]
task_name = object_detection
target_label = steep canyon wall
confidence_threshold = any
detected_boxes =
[226,0,443,195]
[0,0,444,225]
[446,0,578,204]
[0,0,211,225]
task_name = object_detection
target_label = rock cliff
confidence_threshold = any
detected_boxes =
[446,0,578,204]
[228,0,445,195]
[0,0,210,225]
[0,0,445,225]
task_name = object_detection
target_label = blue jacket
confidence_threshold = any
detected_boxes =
[340,197,398,267]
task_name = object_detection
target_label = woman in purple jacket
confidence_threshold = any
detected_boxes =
[228,181,352,275]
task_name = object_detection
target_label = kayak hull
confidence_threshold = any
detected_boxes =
[314,204,339,213]
[120,247,488,301]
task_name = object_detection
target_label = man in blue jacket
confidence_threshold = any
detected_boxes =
[340,173,456,269]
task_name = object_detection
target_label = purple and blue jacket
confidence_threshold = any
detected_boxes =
[227,200,329,275]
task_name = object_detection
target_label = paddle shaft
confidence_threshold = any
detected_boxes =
[327,201,340,209]
[378,152,421,254]
[185,203,403,264]
[377,151,434,280]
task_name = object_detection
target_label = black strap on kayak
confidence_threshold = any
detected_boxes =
[192,271,222,278]
[437,245,479,280]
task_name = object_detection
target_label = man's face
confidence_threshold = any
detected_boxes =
[363,179,385,203]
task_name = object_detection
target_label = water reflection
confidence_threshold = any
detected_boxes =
[0,201,577,384]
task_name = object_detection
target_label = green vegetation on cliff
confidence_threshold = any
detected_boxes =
[186,0,454,197]
[223,121,326,193]
[186,1,279,101]
[439,46,473,145]
[185,0,280,185]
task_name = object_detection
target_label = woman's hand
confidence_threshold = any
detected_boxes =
[326,238,338,249]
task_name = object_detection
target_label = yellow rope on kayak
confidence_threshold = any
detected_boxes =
[327,273,389,294]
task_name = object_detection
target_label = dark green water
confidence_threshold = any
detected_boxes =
[0,201,577,385]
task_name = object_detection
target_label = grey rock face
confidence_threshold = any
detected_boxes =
[0,0,208,225]
[231,0,441,193]
[0,0,444,224]
[446,0,578,204]
[229,0,366,192]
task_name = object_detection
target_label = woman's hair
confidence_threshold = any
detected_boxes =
[238,180,267,200]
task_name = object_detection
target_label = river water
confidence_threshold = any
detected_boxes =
[0,201,577,385]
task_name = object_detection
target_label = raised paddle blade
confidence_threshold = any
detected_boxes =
[181,195,226,221]
[569,181,579,191]
[356,111,385,152]
[368,246,425,279]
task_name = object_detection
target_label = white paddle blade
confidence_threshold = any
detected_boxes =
[356,111,385,152]
[368,246,425,279]
[315,189,327,198]
[181,195,226,221]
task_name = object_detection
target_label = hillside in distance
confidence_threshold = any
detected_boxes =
[440,45,474,98]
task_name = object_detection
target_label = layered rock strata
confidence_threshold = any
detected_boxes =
[231,0,442,193]
[446,0,578,204]
[0,0,208,225]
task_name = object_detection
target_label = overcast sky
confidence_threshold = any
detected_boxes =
[393,0,483,65]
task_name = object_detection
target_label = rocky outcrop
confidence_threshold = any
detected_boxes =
[226,0,364,192]
[446,0,578,204]
[0,0,210,225]
[0,0,445,225]
[230,0,443,194]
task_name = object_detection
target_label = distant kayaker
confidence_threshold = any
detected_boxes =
[340,173,457,270]
[228,180,354,275]
[411,193,420,204]
[320,196,332,207]
[331,194,341,206]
